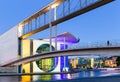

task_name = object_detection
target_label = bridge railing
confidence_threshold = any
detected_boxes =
[68,40,120,49]
[57,0,100,20]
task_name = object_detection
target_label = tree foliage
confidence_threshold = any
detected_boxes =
[116,57,120,66]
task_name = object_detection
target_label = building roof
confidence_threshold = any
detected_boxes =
[44,32,79,44]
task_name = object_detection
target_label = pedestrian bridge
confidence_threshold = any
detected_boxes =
[1,42,120,67]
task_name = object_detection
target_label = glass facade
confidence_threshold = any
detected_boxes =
[36,44,58,72]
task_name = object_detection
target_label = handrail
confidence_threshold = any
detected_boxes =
[68,40,120,50]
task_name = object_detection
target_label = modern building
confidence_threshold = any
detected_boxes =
[104,57,117,67]
[0,29,79,73]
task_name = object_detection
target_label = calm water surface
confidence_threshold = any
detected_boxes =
[1,70,120,82]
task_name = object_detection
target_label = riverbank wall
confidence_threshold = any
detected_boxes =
[0,67,17,73]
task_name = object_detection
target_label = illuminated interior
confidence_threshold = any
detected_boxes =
[21,39,31,81]
[33,32,79,73]
[21,32,79,74]
[36,44,58,72]
[22,39,31,73]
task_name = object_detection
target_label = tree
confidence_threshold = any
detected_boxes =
[116,57,120,66]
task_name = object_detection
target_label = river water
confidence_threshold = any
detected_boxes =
[0,70,120,82]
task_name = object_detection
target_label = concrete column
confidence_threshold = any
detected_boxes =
[30,40,33,73]
[54,6,58,51]
[49,6,52,52]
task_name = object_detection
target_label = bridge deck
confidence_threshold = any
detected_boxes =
[1,46,120,67]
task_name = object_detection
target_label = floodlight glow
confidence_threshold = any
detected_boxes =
[51,0,65,8]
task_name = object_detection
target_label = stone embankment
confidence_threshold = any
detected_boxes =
[0,66,17,73]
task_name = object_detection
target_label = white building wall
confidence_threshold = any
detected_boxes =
[33,40,61,73]
[0,26,18,64]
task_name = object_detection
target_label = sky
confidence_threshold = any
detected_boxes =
[0,0,120,43]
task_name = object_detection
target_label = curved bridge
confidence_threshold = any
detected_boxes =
[1,46,120,67]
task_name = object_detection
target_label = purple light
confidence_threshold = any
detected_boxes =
[43,32,79,44]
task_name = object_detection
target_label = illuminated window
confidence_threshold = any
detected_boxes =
[36,44,58,72]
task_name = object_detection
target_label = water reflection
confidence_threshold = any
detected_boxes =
[1,70,120,82]
[0,76,19,82]
[90,71,94,77]
[21,76,33,82]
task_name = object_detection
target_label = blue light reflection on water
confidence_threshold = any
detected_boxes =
[0,70,120,82]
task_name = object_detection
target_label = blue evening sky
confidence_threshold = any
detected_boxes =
[0,0,120,43]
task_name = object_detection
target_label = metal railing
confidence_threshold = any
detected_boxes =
[68,40,120,49]
[19,0,111,39]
